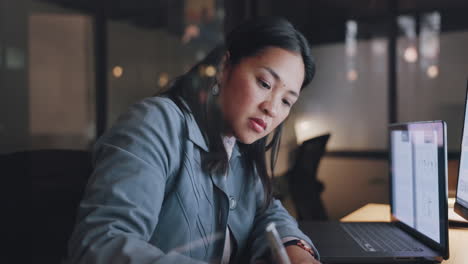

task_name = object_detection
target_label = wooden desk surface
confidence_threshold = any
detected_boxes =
[340,203,468,264]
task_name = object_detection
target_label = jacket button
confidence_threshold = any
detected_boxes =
[229,196,237,210]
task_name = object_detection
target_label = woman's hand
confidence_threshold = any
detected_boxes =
[285,245,321,264]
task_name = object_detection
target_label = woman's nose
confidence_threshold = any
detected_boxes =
[261,100,278,117]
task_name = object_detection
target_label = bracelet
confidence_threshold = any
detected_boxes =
[283,239,315,258]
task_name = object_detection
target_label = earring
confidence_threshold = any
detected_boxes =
[212,84,219,96]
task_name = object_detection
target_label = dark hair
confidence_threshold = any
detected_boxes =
[160,17,315,209]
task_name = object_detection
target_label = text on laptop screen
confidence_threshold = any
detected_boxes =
[391,122,445,244]
[457,94,468,207]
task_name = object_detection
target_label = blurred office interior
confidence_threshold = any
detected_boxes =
[1,0,468,219]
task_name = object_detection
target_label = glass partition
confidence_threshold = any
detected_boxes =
[107,0,225,127]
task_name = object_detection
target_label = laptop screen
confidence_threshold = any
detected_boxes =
[389,121,448,247]
[455,84,468,217]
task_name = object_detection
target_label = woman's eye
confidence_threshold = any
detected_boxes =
[282,99,291,107]
[258,79,271,89]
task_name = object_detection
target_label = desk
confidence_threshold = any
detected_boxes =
[341,203,468,264]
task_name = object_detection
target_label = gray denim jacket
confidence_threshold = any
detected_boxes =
[66,97,318,264]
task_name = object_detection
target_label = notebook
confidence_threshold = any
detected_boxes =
[300,121,449,263]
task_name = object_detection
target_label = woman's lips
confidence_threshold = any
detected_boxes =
[249,118,266,133]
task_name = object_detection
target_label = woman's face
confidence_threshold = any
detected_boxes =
[219,47,305,144]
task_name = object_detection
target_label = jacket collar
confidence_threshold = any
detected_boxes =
[184,110,209,152]
[181,99,241,159]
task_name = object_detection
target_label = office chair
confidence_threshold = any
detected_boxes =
[287,134,330,221]
[1,149,92,264]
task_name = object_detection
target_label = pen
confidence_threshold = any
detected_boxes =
[265,222,291,264]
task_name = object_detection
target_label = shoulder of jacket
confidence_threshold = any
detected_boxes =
[137,96,185,121]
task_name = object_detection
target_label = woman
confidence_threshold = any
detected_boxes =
[67,17,320,264]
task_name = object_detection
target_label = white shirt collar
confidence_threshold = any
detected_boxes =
[222,136,236,160]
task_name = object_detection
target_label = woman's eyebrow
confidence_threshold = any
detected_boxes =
[261,66,281,82]
[261,66,299,98]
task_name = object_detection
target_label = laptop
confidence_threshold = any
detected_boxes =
[300,121,449,263]
[454,80,468,221]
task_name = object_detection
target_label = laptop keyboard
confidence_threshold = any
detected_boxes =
[341,223,424,252]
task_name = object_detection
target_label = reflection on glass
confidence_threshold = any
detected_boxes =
[398,16,418,64]
[345,20,358,82]
[29,12,95,150]
[6,47,25,70]
[420,12,440,78]
[107,0,224,127]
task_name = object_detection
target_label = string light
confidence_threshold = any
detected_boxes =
[403,46,418,63]
[205,65,216,77]
[347,69,358,82]
[112,66,123,78]
[158,73,169,87]
[427,65,439,78]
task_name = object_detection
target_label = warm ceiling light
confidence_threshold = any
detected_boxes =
[403,46,418,63]
[158,73,169,87]
[427,65,439,78]
[112,66,123,78]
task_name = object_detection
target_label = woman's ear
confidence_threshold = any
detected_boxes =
[217,51,231,85]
